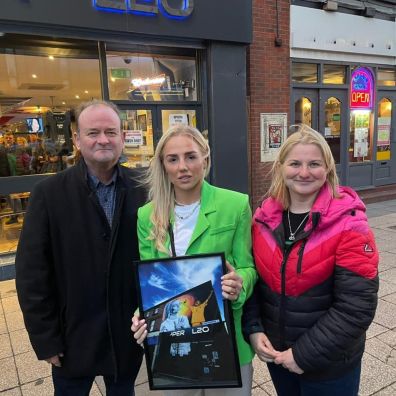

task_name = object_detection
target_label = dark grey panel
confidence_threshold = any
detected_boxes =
[349,164,374,187]
[376,166,391,179]
[0,175,53,195]
[0,0,252,44]
[207,43,249,194]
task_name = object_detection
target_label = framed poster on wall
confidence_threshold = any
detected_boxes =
[134,253,241,390]
[260,113,287,162]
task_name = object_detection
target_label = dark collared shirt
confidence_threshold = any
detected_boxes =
[88,170,117,227]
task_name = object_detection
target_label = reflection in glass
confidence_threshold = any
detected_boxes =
[295,97,312,127]
[107,52,197,101]
[349,110,373,163]
[378,69,396,87]
[376,98,392,161]
[161,109,197,133]
[0,193,29,254]
[324,97,341,163]
[292,63,318,83]
[323,65,346,84]
[119,110,154,168]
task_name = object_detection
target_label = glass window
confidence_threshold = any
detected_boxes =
[292,63,318,83]
[323,97,341,164]
[376,98,392,161]
[378,68,396,87]
[0,34,102,177]
[295,97,312,127]
[161,109,197,133]
[323,65,346,84]
[119,109,154,168]
[107,51,197,101]
[349,110,373,163]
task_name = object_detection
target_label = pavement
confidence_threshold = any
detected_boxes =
[1,200,396,395]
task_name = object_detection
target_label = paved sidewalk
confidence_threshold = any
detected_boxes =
[1,200,396,395]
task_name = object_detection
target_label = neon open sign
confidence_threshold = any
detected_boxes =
[94,0,194,20]
[350,67,374,109]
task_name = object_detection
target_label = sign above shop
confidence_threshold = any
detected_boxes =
[111,68,131,79]
[350,67,374,110]
[94,0,194,20]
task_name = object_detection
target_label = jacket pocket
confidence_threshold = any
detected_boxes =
[209,223,236,235]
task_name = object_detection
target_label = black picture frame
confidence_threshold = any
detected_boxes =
[134,253,242,390]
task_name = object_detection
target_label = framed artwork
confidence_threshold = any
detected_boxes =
[138,114,147,131]
[134,253,241,390]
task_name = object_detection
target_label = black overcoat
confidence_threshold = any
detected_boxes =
[16,160,146,379]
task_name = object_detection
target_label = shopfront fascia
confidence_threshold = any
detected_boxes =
[291,60,396,189]
[0,0,252,256]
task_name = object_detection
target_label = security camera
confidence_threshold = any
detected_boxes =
[123,58,132,64]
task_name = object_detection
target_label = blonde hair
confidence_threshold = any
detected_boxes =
[267,124,339,208]
[144,125,211,253]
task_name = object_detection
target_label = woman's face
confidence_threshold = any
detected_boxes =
[282,143,327,204]
[162,134,207,201]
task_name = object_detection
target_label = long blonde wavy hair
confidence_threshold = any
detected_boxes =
[144,125,211,253]
[267,124,339,209]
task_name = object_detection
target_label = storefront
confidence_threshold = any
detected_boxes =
[0,0,252,255]
[290,4,396,189]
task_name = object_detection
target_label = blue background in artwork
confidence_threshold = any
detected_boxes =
[138,255,225,320]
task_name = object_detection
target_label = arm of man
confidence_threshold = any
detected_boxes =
[15,182,64,360]
[228,196,257,310]
[291,221,379,373]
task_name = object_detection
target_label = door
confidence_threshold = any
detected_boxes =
[375,92,396,185]
[319,90,348,184]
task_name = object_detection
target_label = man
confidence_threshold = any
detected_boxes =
[16,100,146,395]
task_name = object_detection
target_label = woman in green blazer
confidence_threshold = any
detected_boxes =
[132,125,257,396]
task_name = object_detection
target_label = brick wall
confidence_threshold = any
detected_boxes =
[248,0,290,208]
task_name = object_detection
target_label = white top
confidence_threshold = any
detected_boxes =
[173,201,200,257]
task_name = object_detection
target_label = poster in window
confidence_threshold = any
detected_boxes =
[354,127,369,157]
[260,113,287,162]
[138,114,147,131]
[135,253,241,390]
[169,113,189,126]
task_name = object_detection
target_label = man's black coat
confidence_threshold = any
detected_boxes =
[16,160,146,379]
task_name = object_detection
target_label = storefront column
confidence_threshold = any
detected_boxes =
[207,42,249,193]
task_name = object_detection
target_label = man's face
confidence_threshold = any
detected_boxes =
[75,105,124,169]
[4,134,14,146]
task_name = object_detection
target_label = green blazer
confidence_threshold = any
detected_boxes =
[137,181,257,365]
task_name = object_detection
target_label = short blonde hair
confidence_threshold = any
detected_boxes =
[144,124,211,253]
[267,124,339,208]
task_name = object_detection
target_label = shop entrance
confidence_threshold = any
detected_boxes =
[118,105,202,168]
[375,92,396,185]
[292,89,348,184]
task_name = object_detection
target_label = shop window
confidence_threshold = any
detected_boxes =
[119,109,154,168]
[106,51,197,102]
[295,97,312,127]
[292,63,318,83]
[376,98,392,161]
[0,33,102,254]
[324,97,341,164]
[378,69,396,87]
[161,109,197,133]
[323,65,346,84]
[349,110,373,163]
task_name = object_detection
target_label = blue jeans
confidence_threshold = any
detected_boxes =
[267,361,361,396]
[52,369,135,396]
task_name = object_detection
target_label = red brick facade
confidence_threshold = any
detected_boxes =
[248,0,290,207]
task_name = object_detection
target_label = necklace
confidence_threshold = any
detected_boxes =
[174,201,200,221]
[287,210,309,241]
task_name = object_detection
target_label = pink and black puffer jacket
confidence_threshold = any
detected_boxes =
[243,183,379,381]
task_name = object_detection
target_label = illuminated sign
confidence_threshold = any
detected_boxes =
[350,67,374,109]
[93,0,194,20]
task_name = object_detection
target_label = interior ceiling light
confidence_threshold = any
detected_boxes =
[75,95,80,99]
[84,90,89,94]
[48,55,54,60]
[32,74,37,79]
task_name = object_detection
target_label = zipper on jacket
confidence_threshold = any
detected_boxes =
[279,247,292,349]
[296,240,307,274]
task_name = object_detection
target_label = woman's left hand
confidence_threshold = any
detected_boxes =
[274,348,304,374]
[221,261,243,301]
